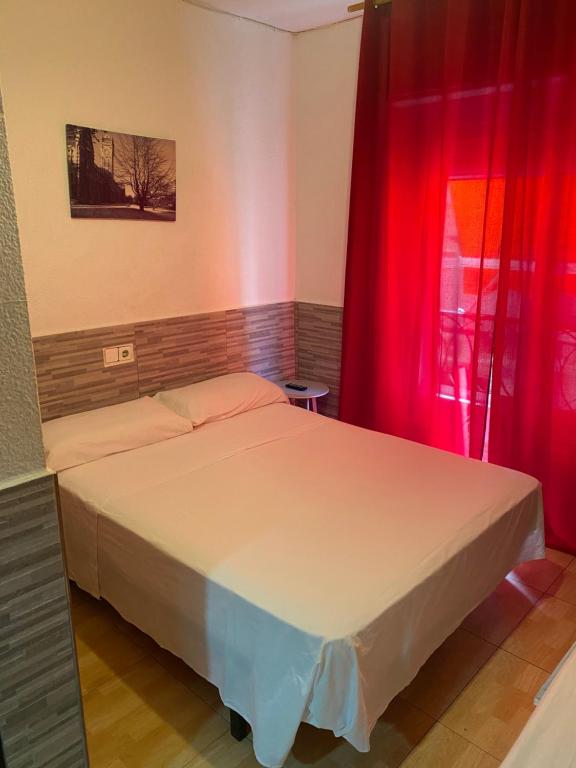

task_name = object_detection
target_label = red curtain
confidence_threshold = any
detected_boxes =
[340,0,576,553]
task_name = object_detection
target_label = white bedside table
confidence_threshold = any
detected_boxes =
[276,379,329,413]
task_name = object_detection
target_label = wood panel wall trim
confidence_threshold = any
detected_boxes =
[33,303,296,421]
[33,325,138,421]
[136,312,228,397]
[295,302,343,419]
[226,302,295,381]
[33,301,343,422]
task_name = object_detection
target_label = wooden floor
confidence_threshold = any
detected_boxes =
[70,548,576,768]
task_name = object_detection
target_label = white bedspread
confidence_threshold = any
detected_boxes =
[58,404,544,767]
[502,644,576,768]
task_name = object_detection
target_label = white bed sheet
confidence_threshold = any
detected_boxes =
[58,403,544,767]
[502,644,576,768]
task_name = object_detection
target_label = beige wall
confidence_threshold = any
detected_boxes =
[0,0,294,335]
[0,3,361,336]
[293,19,362,307]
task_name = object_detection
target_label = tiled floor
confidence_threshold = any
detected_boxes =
[70,548,576,768]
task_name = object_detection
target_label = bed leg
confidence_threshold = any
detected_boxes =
[230,709,249,741]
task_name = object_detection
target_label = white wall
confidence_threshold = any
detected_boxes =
[293,19,362,307]
[0,0,294,335]
[0,3,361,335]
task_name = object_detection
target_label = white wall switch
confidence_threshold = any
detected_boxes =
[103,344,135,367]
[103,346,119,366]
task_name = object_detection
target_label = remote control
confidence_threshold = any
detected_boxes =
[285,382,308,392]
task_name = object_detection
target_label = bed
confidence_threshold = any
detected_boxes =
[501,643,576,768]
[46,374,545,768]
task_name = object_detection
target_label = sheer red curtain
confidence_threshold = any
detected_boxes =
[340,0,576,552]
[489,2,576,551]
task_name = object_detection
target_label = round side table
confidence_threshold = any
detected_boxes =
[276,379,329,413]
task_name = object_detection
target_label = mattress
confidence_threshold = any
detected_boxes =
[502,644,576,768]
[57,403,544,767]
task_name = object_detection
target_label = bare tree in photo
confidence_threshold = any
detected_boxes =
[115,135,176,212]
[66,124,176,220]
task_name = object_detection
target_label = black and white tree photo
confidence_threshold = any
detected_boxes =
[66,124,176,221]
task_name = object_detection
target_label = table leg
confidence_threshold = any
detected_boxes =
[312,399,318,413]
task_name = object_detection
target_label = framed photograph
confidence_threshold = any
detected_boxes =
[66,124,176,221]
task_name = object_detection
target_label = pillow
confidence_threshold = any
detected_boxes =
[43,397,193,472]
[155,372,288,427]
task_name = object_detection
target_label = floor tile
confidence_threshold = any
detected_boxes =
[440,650,548,761]
[184,735,260,768]
[287,698,434,768]
[502,594,576,672]
[547,568,576,606]
[69,584,116,628]
[84,656,228,768]
[400,628,496,719]
[111,611,163,656]
[71,575,562,768]
[546,548,574,569]
[152,645,222,709]
[400,722,500,767]
[75,603,149,695]
[72,585,223,710]
[510,549,571,593]
[462,578,541,646]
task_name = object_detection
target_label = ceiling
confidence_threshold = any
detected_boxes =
[184,0,363,32]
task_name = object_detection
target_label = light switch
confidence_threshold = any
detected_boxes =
[104,346,119,366]
[103,344,135,367]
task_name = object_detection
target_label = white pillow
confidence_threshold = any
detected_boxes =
[43,397,192,472]
[155,372,288,427]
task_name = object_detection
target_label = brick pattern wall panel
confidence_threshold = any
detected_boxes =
[0,473,87,768]
[33,304,299,419]
[296,302,343,418]
[135,312,228,396]
[226,303,295,380]
[33,325,138,421]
